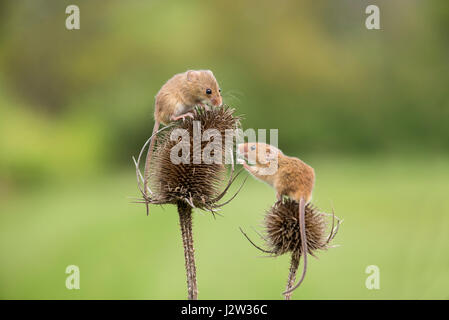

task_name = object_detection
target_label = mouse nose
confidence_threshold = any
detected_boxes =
[213,96,223,107]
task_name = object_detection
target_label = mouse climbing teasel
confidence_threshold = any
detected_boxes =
[133,105,246,300]
[238,142,342,299]
[143,70,223,215]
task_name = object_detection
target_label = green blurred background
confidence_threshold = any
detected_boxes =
[1,0,448,299]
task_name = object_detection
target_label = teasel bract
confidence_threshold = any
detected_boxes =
[241,198,342,299]
[133,105,245,300]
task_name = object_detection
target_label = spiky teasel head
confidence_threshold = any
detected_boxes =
[264,198,340,259]
[136,105,243,212]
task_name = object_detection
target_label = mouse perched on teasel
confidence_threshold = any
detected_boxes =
[237,142,315,294]
[143,70,223,214]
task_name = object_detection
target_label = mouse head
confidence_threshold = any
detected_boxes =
[186,70,223,107]
[237,142,281,168]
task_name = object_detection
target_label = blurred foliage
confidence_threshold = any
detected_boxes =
[0,0,448,187]
[0,0,449,299]
[1,156,449,299]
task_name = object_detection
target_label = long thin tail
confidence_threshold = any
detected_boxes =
[283,197,308,295]
[143,121,160,215]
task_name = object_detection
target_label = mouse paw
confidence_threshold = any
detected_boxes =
[171,112,195,122]
[185,112,195,120]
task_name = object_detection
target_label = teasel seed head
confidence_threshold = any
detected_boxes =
[134,105,244,212]
[240,198,342,297]
[265,198,340,259]
[240,198,341,259]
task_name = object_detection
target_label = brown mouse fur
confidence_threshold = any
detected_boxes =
[237,142,315,202]
[154,70,223,125]
[238,142,315,295]
[143,70,223,214]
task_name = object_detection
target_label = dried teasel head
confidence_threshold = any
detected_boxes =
[134,105,245,212]
[241,198,341,258]
[240,198,341,297]
[265,199,340,259]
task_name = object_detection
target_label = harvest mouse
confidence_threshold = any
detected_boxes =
[237,142,315,294]
[143,70,223,214]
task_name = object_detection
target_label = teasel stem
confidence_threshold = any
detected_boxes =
[177,201,198,300]
[284,254,300,300]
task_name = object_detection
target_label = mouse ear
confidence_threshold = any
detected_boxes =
[186,70,200,81]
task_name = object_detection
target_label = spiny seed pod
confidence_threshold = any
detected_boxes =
[241,198,341,299]
[146,105,242,211]
[265,199,332,258]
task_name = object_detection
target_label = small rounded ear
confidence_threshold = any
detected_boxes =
[186,70,200,81]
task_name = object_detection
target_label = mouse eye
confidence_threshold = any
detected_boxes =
[206,88,212,95]
[219,88,222,93]
[250,145,256,151]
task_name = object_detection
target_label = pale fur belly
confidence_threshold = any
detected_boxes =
[174,103,194,117]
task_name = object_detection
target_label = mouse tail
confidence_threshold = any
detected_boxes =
[283,197,308,296]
